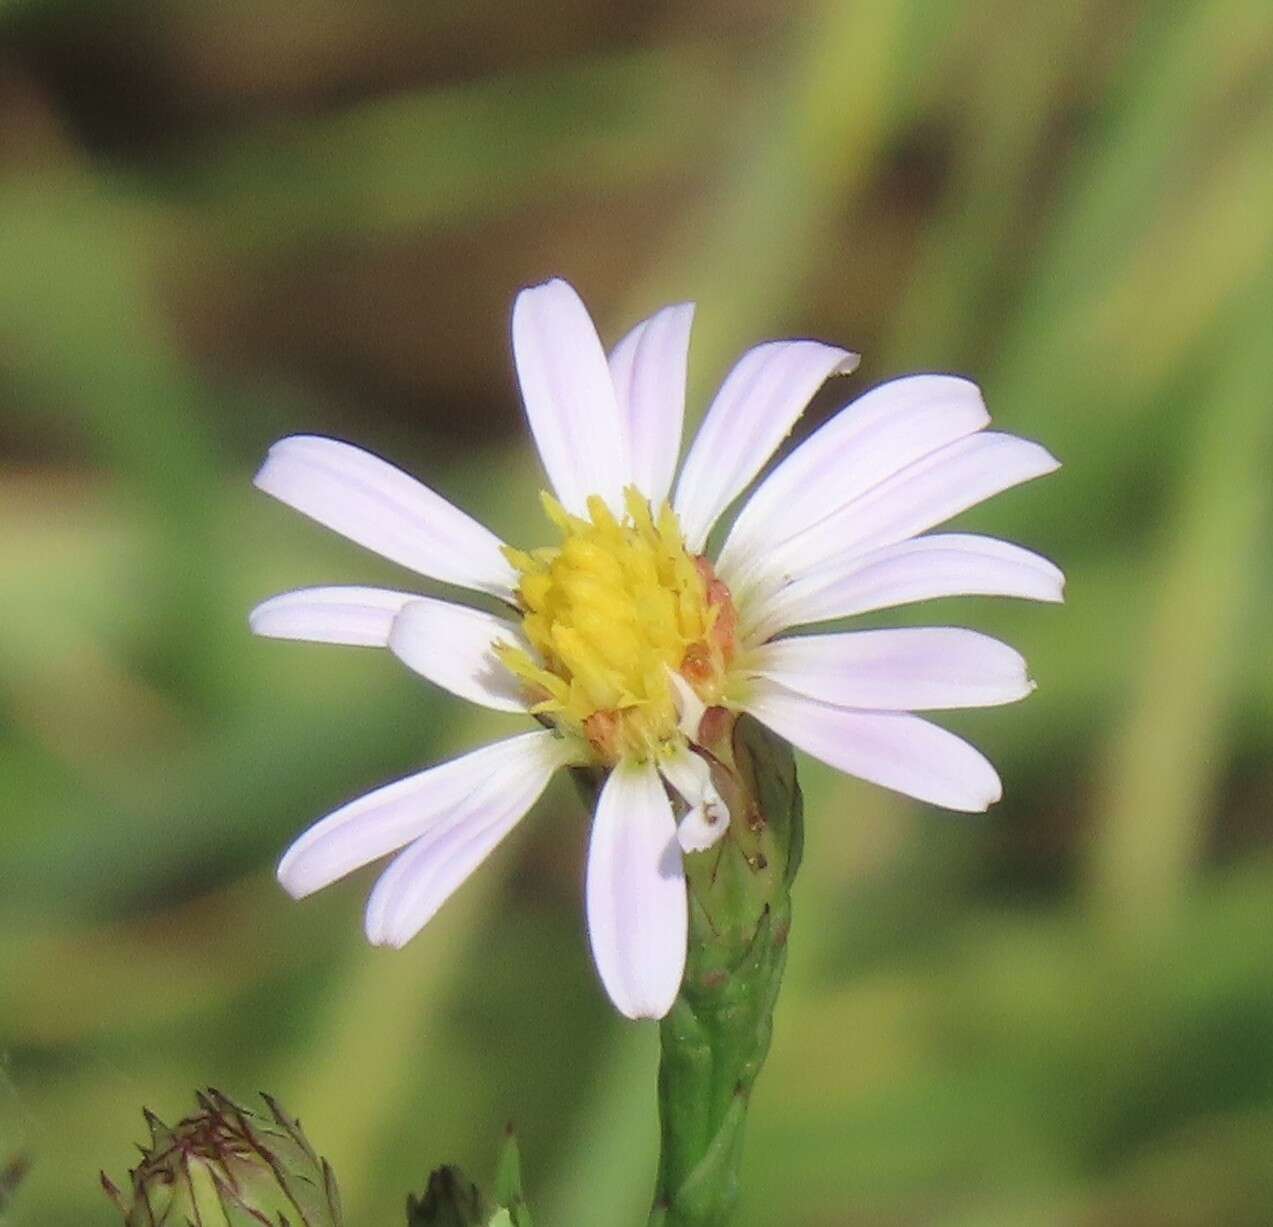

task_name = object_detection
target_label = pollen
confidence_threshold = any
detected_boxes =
[497,489,736,763]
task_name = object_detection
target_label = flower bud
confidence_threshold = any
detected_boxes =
[406,1165,493,1227]
[406,1127,530,1227]
[103,1089,342,1226]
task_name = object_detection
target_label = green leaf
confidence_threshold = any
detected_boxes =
[492,1127,532,1227]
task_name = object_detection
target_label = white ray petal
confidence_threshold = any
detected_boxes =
[743,534,1064,641]
[744,681,1002,812]
[609,302,695,508]
[745,628,1032,711]
[364,735,569,946]
[388,598,529,713]
[254,436,518,600]
[719,375,989,578]
[676,807,727,854]
[513,278,629,517]
[735,432,1060,604]
[672,340,859,552]
[586,759,687,1019]
[660,743,729,852]
[249,586,417,647]
[277,731,567,900]
[666,666,708,741]
[658,742,715,809]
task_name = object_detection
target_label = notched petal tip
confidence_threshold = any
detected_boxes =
[364,917,405,949]
[627,1000,674,1022]
[516,274,577,300]
[362,910,387,946]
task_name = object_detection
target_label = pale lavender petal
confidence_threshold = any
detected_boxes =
[277,731,566,899]
[672,340,860,552]
[254,436,517,600]
[734,432,1060,603]
[743,534,1064,641]
[513,278,628,517]
[608,302,695,508]
[249,586,417,647]
[658,743,718,812]
[364,734,569,946]
[743,681,1002,812]
[659,743,729,848]
[745,627,1032,711]
[586,759,687,1019]
[718,375,989,579]
[388,598,529,713]
[676,806,728,854]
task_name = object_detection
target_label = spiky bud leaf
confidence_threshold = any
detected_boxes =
[407,1126,536,1227]
[406,1165,492,1227]
[104,1089,342,1227]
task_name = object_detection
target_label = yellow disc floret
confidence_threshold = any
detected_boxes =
[497,488,736,764]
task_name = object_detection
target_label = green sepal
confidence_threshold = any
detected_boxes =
[493,1126,532,1227]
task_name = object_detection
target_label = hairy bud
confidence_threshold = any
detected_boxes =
[103,1089,342,1227]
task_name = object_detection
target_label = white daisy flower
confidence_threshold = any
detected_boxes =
[252,277,1062,1020]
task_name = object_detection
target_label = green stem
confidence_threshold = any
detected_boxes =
[647,715,803,1227]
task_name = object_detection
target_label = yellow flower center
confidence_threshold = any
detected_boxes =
[498,489,737,764]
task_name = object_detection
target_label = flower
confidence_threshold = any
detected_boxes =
[252,278,1062,1019]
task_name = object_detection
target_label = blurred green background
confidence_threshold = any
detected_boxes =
[2,2,1272,1224]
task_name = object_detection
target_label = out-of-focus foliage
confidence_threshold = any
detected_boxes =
[1,2,1271,1224]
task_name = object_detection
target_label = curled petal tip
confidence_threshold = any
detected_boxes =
[676,806,728,854]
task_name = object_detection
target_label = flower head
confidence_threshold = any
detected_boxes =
[252,278,1062,1019]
